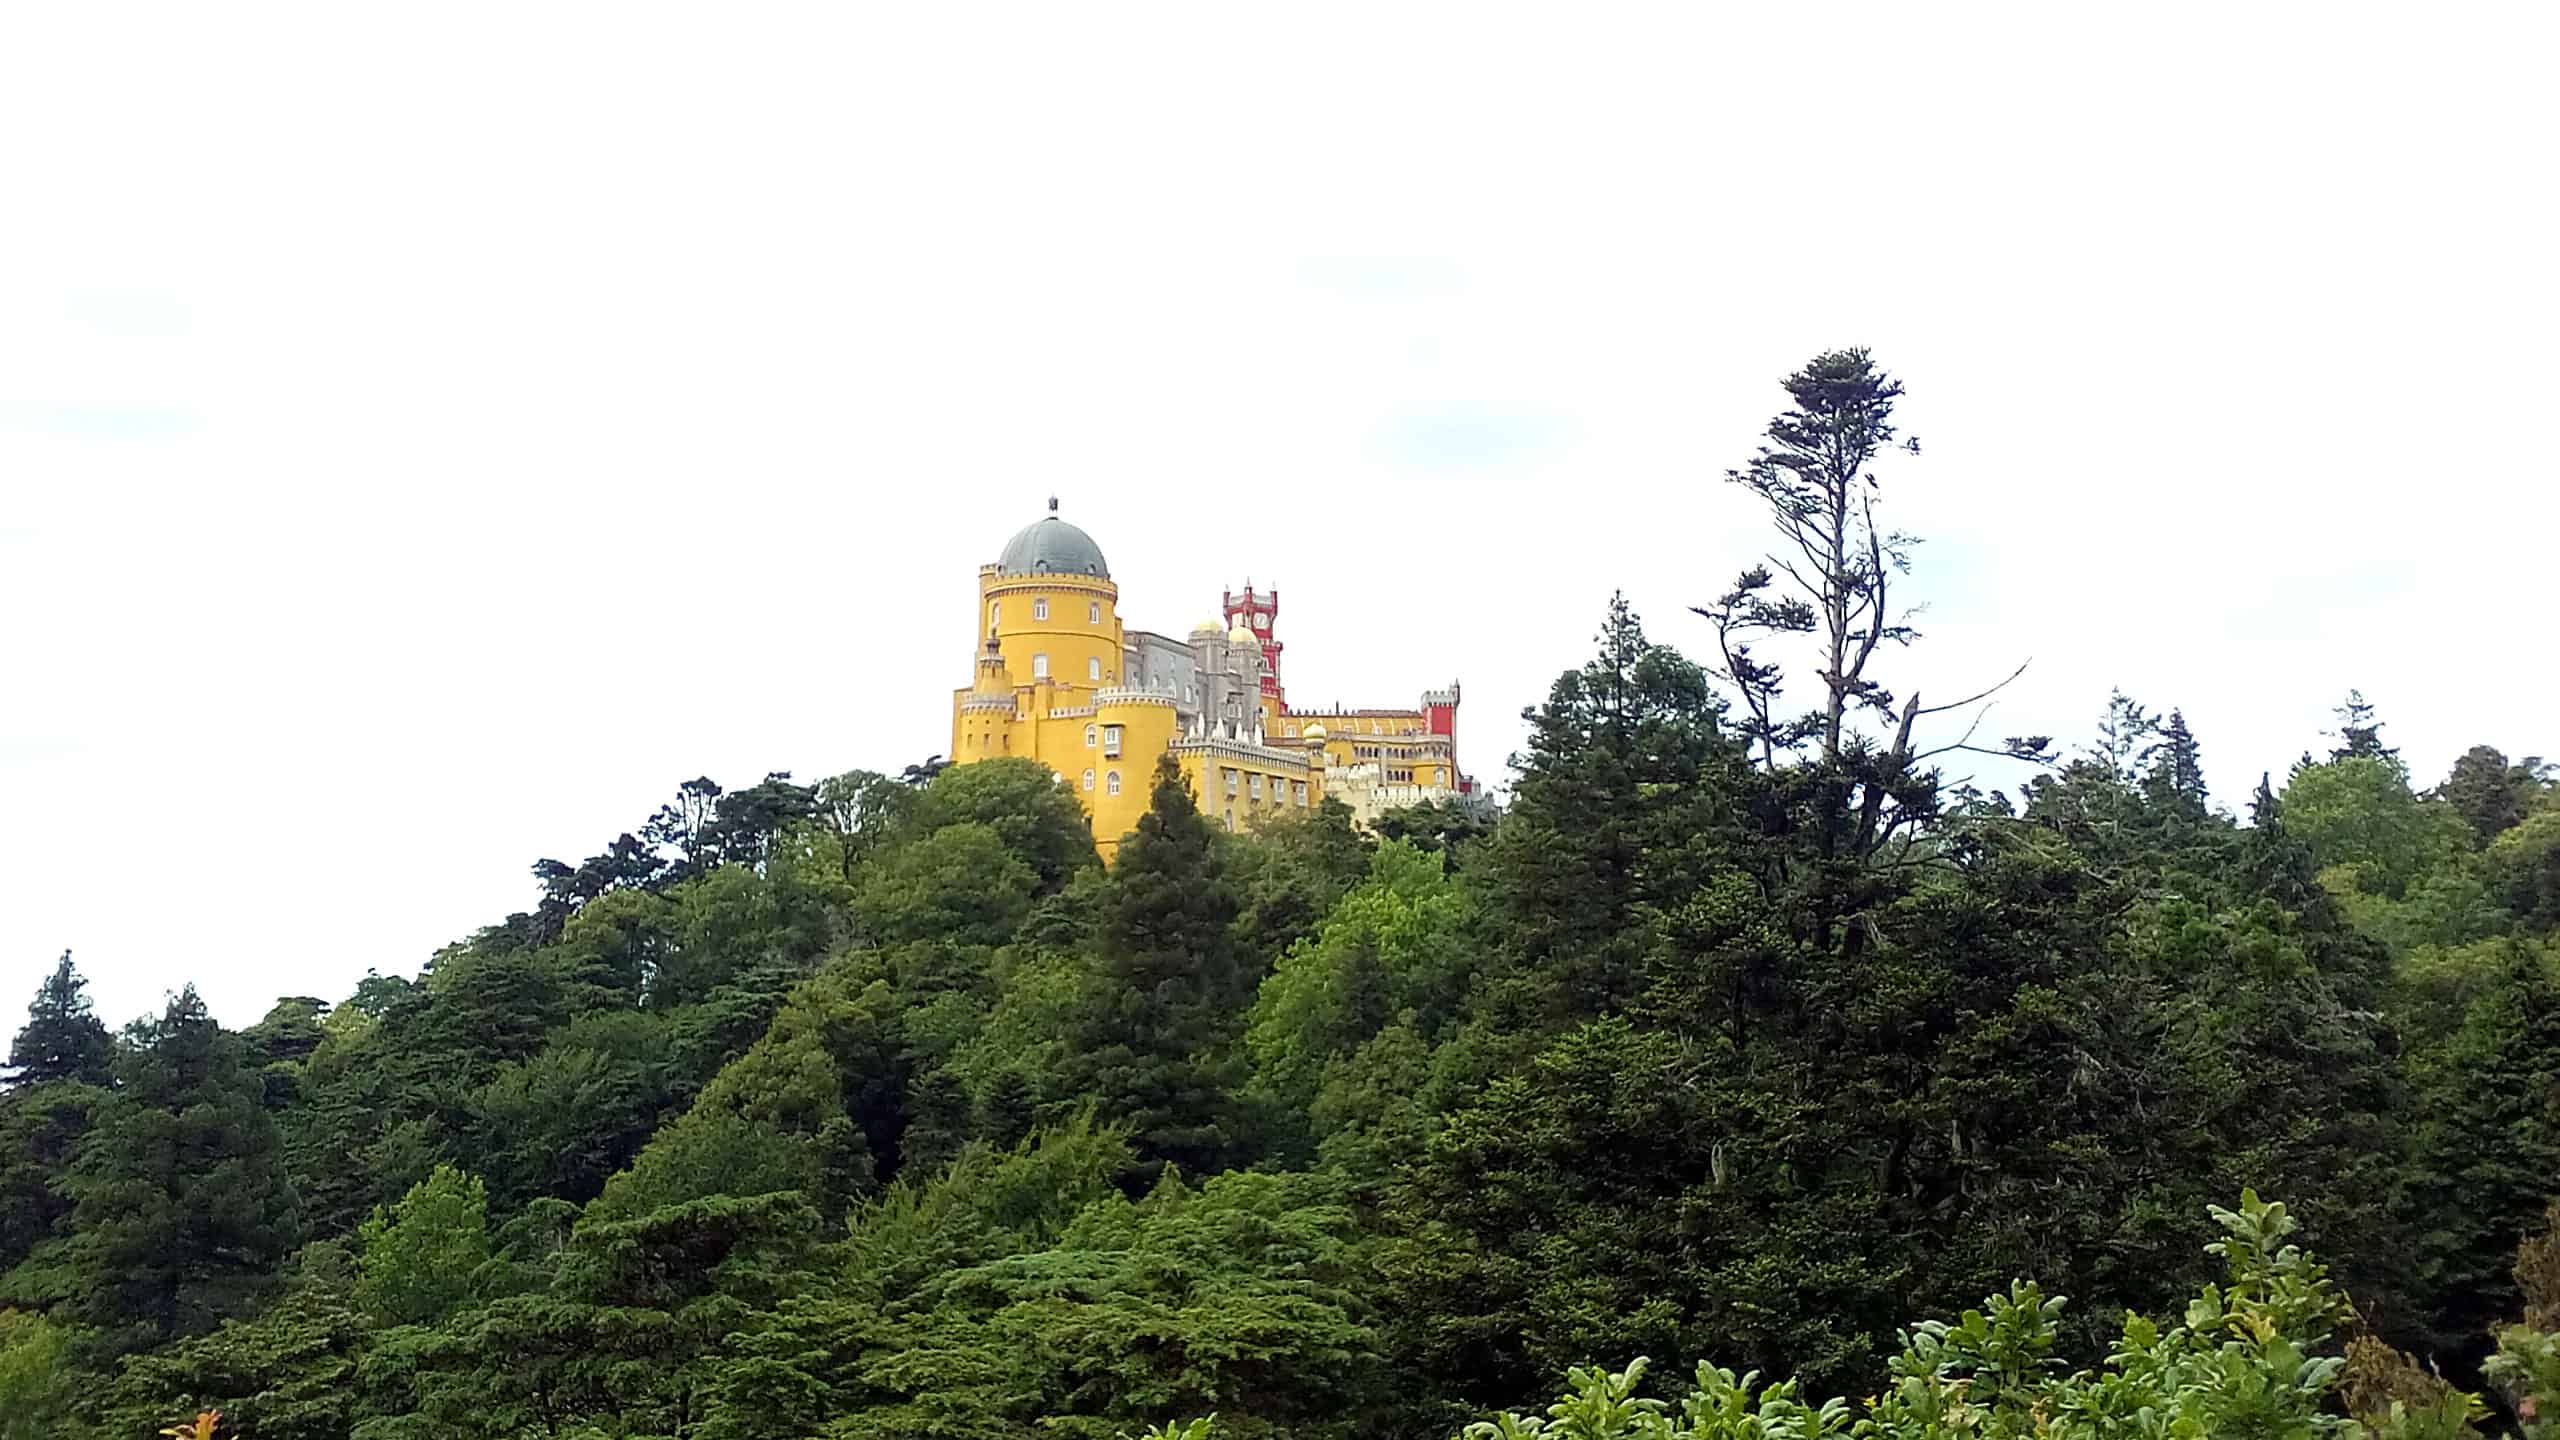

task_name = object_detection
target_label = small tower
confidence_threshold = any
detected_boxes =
[1222,583,1284,701]
[972,636,1013,694]
[1421,683,1466,793]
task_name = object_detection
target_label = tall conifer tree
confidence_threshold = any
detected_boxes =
[1071,752,1252,1177]
[2405,945,2560,1358]
[7,952,113,1089]
[48,986,300,1348]
[1483,593,1744,1020]
[2329,689,2399,763]
[2146,709,2209,811]
[0,953,115,1279]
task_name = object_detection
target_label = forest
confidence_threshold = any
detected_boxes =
[4,352,2558,1439]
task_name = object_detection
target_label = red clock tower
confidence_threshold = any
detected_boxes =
[1222,583,1284,701]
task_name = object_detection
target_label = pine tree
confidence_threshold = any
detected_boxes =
[2329,689,2399,763]
[2093,689,2160,781]
[0,1083,100,1275]
[1070,752,1253,1178]
[2243,771,2329,916]
[1485,594,1748,1020]
[975,1067,1037,1149]
[2405,945,2560,1357]
[47,985,301,1349]
[0,957,114,1277]
[7,951,113,1089]
[2251,772,2281,828]
[1103,753,1246,1012]
[2146,709,2209,811]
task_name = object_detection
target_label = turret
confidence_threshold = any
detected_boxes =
[1419,684,1469,793]
[1222,583,1284,700]
[972,637,1013,695]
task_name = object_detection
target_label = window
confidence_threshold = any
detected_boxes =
[1102,725,1122,755]
[1084,724,1097,747]
[1106,770,1122,796]
[1294,782,1308,806]
[1088,656,1101,681]
[1082,768,1095,791]
[1089,601,1101,624]
[1033,597,1049,620]
[1032,653,1049,678]
[1224,768,1239,795]
[989,601,1000,628]
[1249,773,1263,800]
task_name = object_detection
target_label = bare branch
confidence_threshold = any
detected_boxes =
[1913,660,2034,719]
[1926,742,2054,764]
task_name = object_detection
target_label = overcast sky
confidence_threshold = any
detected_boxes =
[4,6,2552,1029]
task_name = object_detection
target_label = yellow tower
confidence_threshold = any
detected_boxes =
[950,501,1164,859]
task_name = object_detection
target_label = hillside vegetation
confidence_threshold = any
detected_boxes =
[5,352,2558,1438]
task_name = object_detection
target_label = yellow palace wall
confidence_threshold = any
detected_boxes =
[1273,710,1451,788]
[1181,748,1318,835]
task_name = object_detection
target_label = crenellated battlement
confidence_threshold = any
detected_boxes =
[1095,687,1178,709]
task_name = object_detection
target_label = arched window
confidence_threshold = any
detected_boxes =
[989,601,1001,628]
[1088,656,1101,681]
[1032,653,1049,678]
[1106,770,1122,796]
[1084,724,1097,747]
[1088,601,1101,624]
[1082,768,1095,791]
[1033,597,1049,621]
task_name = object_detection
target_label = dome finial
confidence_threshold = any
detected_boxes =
[1047,494,1059,514]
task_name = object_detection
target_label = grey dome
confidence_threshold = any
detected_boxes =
[996,516,1109,578]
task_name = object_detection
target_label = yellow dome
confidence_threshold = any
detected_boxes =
[1302,722,1328,741]
[1229,624,1257,645]
[1190,617,1223,636]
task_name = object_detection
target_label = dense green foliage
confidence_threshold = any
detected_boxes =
[1449,1194,2560,1440]
[6,351,2559,1438]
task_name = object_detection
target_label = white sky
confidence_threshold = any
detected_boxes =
[3,5,2553,1029]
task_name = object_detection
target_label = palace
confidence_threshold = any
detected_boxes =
[951,502,1476,857]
